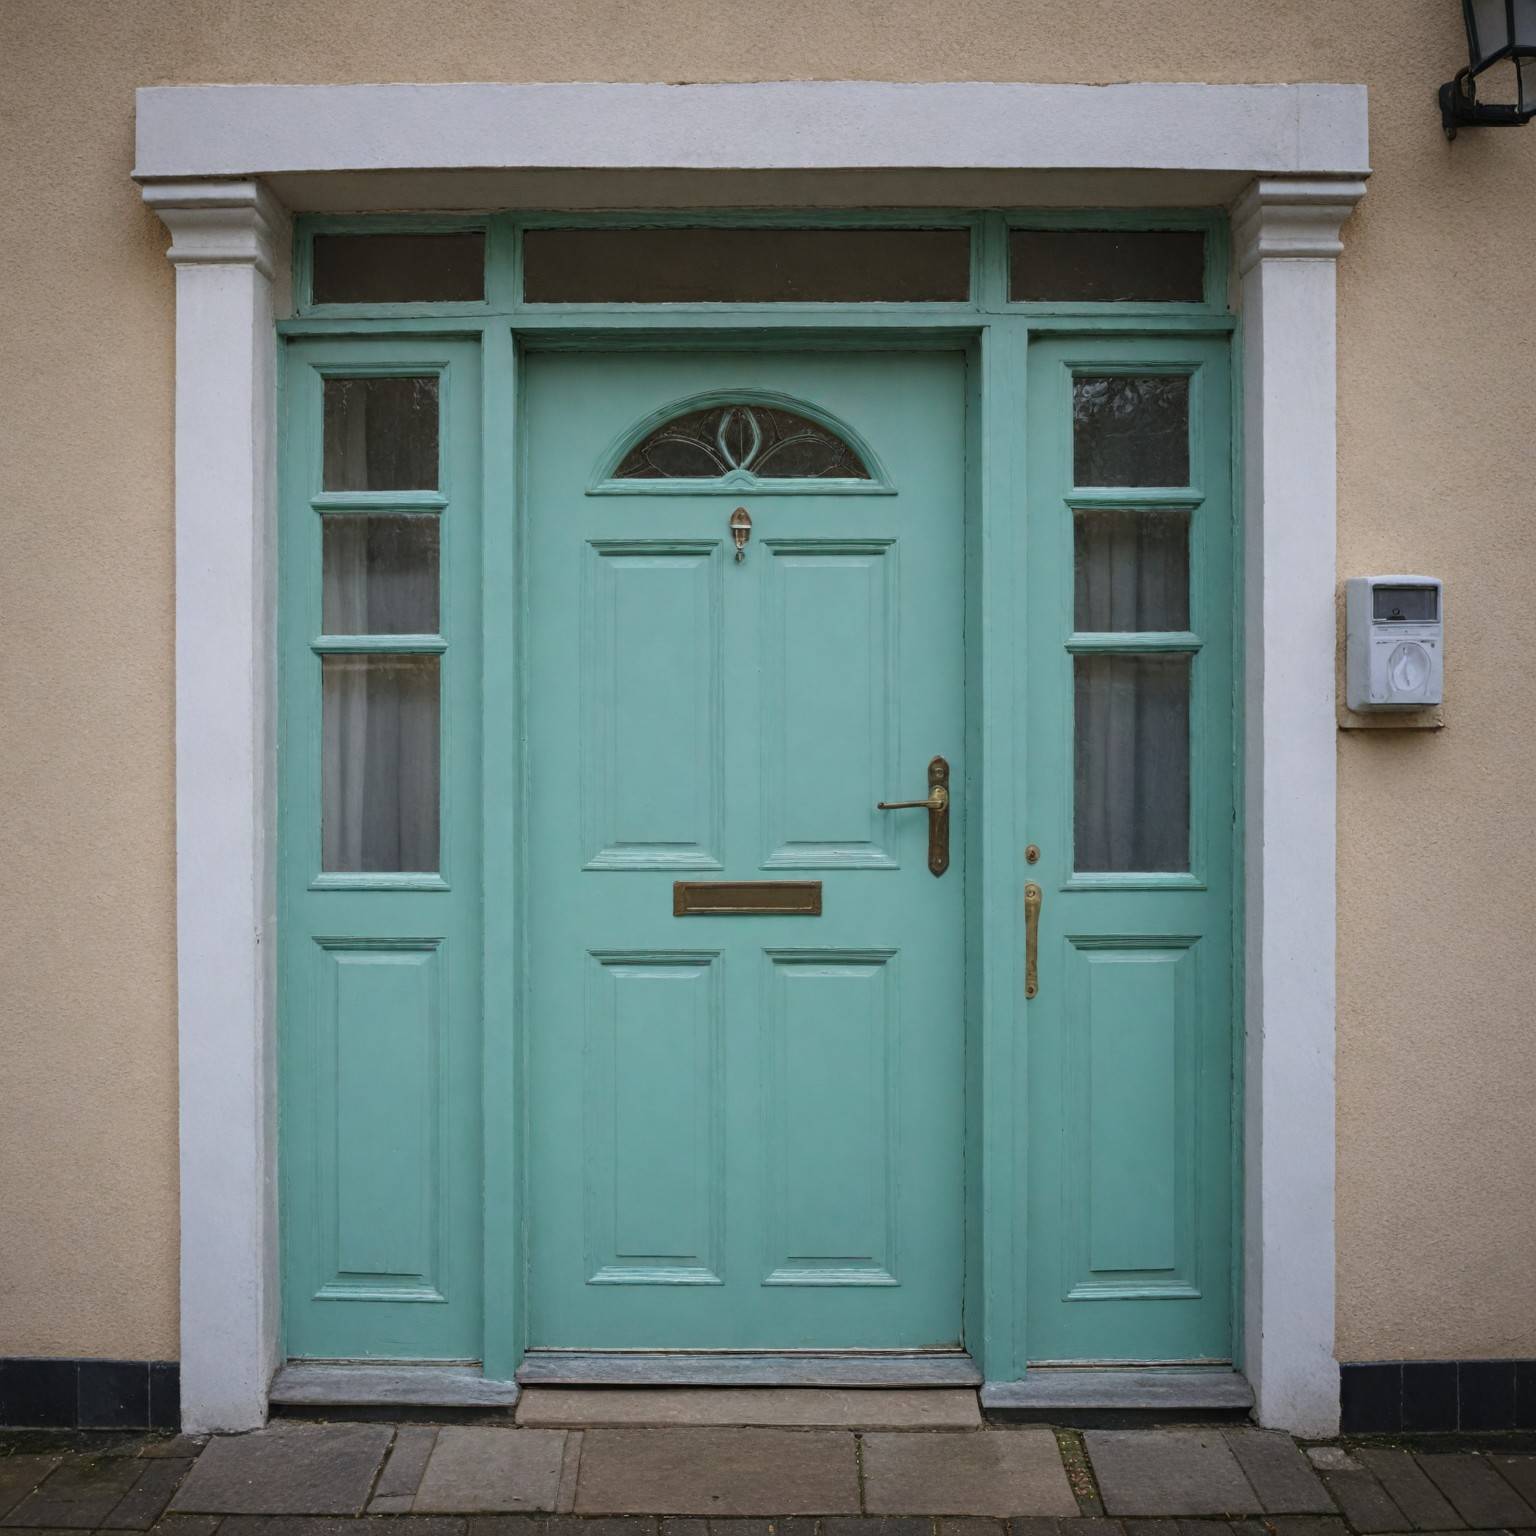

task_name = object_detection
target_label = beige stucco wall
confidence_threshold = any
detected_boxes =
[1,0,1531,1364]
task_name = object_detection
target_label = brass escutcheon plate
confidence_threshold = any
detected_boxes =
[673,880,823,916]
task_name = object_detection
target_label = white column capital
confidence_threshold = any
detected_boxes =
[141,179,283,278]
[1232,175,1368,273]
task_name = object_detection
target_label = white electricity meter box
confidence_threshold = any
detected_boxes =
[1345,575,1443,711]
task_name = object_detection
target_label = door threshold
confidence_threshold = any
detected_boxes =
[981,1367,1253,1426]
[516,1350,983,1388]
[271,1361,520,1410]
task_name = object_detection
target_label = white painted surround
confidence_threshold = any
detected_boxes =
[136,80,1368,1437]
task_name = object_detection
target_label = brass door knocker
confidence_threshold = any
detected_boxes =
[729,506,752,563]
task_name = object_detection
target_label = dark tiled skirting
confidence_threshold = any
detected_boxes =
[0,1357,179,1429]
[1341,1358,1536,1432]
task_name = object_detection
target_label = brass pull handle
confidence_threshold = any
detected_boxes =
[1024,881,1042,999]
[877,755,950,877]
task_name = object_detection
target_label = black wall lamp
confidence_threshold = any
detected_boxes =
[1442,0,1536,137]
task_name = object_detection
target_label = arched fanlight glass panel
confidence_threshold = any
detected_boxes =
[596,398,888,493]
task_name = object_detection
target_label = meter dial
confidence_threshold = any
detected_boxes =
[1387,640,1431,698]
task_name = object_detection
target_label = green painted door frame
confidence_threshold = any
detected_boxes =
[276,208,1243,1385]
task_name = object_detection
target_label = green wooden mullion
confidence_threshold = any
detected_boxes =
[310,634,448,655]
[1066,631,1204,655]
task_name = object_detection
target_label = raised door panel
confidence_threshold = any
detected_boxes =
[760,540,899,868]
[309,938,448,1303]
[583,952,725,1285]
[582,541,724,870]
[761,949,899,1286]
[1060,938,1201,1300]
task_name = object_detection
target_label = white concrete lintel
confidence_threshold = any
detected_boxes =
[134,81,1369,181]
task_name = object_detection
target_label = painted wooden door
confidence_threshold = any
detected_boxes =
[524,350,967,1351]
[279,338,484,1361]
[1023,336,1236,1365]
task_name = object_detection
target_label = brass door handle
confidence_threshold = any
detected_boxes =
[1024,881,1042,998]
[877,755,950,877]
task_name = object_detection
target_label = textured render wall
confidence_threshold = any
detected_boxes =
[0,0,1530,1362]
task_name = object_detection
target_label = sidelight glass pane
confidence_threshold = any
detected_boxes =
[1073,374,1190,487]
[1074,509,1190,632]
[323,376,439,491]
[1009,229,1206,303]
[1074,654,1190,872]
[311,232,486,304]
[521,227,971,303]
[322,654,441,872]
[323,516,441,634]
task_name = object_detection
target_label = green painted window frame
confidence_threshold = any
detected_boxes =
[291,209,1231,320]
[277,204,1244,1385]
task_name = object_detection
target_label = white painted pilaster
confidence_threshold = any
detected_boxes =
[142,180,288,1433]
[1234,174,1366,1437]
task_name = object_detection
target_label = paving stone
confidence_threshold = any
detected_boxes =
[1220,1431,1333,1514]
[0,1460,61,1521]
[519,1390,980,1431]
[544,1522,656,1536]
[1122,1520,1177,1536]
[660,1521,707,1536]
[705,1522,817,1536]
[1417,1454,1536,1529]
[372,1429,439,1509]
[466,1519,548,1536]
[823,1520,934,1536]
[863,1428,1078,1518]
[3,1455,147,1528]
[220,1520,465,1536]
[938,1520,1006,1536]
[140,1439,210,1461]
[1010,1522,1061,1536]
[1306,1451,1360,1474]
[170,1424,393,1516]
[1057,1521,1122,1536]
[1315,1467,1408,1533]
[574,1427,858,1516]
[1492,1459,1536,1509]
[1264,1520,1348,1536]
[102,1461,195,1529]
[144,1518,221,1536]
[414,1430,568,1515]
[1084,1432,1258,1519]
[1355,1450,1465,1530]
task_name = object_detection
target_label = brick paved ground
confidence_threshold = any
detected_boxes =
[3,1409,1536,1535]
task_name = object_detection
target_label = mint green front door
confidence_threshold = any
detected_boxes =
[524,350,968,1350]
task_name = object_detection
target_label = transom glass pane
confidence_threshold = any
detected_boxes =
[1073,375,1190,487]
[616,403,870,481]
[322,653,441,873]
[1074,509,1190,632]
[323,376,439,491]
[1010,229,1205,303]
[1074,654,1190,872]
[312,232,485,304]
[322,516,440,635]
[522,228,971,303]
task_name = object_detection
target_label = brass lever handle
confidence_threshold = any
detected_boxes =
[877,756,950,877]
[1024,881,1042,999]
